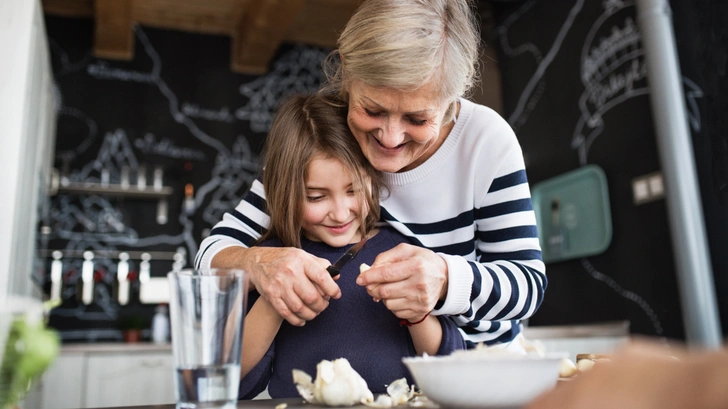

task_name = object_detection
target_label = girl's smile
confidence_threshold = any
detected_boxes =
[302,155,366,247]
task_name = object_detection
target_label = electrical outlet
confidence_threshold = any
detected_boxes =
[632,172,665,205]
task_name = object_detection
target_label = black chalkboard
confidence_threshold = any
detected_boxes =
[41,15,331,342]
[491,0,728,341]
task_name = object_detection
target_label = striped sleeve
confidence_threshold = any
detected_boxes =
[194,180,270,272]
[435,162,546,346]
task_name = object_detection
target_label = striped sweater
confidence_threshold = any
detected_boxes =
[195,98,546,348]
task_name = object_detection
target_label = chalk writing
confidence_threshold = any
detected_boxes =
[572,3,650,163]
[87,61,155,83]
[181,103,235,123]
[134,132,207,161]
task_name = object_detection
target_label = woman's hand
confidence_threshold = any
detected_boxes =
[356,243,448,322]
[214,246,341,326]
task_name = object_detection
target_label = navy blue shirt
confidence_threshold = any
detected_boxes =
[239,227,466,399]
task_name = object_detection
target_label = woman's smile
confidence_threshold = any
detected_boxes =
[348,80,453,173]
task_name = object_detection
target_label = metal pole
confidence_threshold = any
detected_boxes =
[636,0,722,347]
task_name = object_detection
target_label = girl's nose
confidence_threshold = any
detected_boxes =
[329,198,352,222]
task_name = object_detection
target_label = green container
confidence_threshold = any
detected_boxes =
[531,165,613,263]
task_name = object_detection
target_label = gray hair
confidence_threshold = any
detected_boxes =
[322,0,481,110]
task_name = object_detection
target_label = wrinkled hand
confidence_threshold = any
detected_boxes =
[356,243,447,322]
[526,340,728,409]
[243,246,341,326]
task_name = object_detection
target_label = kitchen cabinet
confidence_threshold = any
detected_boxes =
[84,351,175,407]
[36,343,175,409]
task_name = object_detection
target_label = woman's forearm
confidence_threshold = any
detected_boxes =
[408,315,443,356]
[212,246,253,270]
[240,298,283,378]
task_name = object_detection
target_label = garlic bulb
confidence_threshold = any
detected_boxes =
[293,358,374,406]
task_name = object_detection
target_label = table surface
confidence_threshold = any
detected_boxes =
[85,397,449,409]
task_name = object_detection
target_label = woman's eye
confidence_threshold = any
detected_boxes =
[408,118,427,126]
[364,108,383,117]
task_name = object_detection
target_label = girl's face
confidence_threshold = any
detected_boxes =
[347,79,454,173]
[302,154,367,247]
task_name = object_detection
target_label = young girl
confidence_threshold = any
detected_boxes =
[238,93,466,399]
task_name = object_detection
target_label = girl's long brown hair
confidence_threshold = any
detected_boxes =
[258,93,384,248]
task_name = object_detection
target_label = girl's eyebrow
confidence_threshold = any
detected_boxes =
[306,183,354,191]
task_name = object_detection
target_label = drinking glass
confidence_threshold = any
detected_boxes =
[168,269,247,408]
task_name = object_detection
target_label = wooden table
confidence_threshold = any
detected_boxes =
[85,397,446,409]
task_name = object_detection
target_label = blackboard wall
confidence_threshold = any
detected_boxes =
[41,16,330,342]
[41,0,727,343]
[491,0,727,341]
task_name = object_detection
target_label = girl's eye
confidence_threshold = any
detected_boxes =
[364,108,383,117]
[307,196,323,202]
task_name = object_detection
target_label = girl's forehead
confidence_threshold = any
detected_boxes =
[305,155,364,185]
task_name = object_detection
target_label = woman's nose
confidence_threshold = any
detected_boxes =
[378,120,406,148]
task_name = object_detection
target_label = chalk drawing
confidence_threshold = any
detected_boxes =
[582,258,665,338]
[44,25,328,339]
[494,0,709,337]
[572,0,704,164]
[572,1,649,164]
[235,44,329,132]
[496,0,585,132]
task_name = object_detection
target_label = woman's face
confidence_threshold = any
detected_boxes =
[347,80,454,173]
[302,154,366,247]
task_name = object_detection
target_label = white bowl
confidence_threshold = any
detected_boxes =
[403,352,564,408]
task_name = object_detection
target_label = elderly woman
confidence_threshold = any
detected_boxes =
[195,0,545,347]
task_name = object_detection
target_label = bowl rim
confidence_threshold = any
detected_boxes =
[402,351,568,364]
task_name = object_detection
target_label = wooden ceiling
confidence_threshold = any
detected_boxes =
[42,0,364,74]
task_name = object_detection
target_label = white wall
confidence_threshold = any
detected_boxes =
[0,0,56,302]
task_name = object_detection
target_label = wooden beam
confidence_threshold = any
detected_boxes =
[93,0,134,60]
[285,0,361,48]
[42,0,93,17]
[232,0,306,74]
[133,0,247,36]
